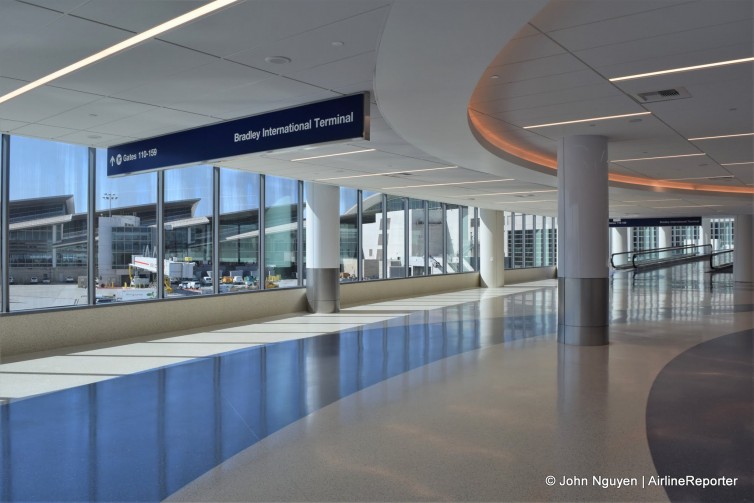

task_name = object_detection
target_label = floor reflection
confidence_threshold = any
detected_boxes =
[0,288,556,502]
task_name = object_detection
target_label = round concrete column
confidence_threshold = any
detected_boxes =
[610,227,628,267]
[557,135,609,346]
[305,182,340,312]
[734,214,753,283]
[479,208,505,287]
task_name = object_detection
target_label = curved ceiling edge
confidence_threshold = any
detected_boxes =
[468,110,754,197]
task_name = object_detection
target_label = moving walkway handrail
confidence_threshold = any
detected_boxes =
[709,249,734,270]
[611,244,712,269]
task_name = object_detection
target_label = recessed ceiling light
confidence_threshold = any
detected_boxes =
[523,112,651,129]
[688,132,754,141]
[0,0,239,106]
[721,161,754,166]
[490,74,500,79]
[610,56,754,82]
[316,166,457,181]
[291,148,375,161]
[610,153,705,162]
[265,56,291,64]
[331,41,344,47]
[382,179,514,190]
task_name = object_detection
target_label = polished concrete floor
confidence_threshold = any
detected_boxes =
[1,263,752,502]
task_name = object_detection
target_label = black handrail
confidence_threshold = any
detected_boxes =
[709,249,734,270]
[610,244,713,270]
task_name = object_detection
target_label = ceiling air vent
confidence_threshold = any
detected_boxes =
[634,87,691,103]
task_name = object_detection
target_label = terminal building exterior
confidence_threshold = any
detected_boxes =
[0,1,752,502]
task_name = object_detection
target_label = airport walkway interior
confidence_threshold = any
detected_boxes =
[0,1,753,502]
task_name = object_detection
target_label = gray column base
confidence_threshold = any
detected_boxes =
[558,277,609,346]
[306,267,340,313]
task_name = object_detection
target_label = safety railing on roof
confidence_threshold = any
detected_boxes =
[611,244,713,270]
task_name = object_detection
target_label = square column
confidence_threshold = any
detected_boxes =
[557,135,609,346]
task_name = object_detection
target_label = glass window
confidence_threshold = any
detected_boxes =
[219,169,260,293]
[408,198,426,276]
[385,194,406,278]
[427,201,443,275]
[164,165,213,297]
[264,175,298,288]
[95,149,157,304]
[339,188,359,281]
[445,204,460,273]
[361,190,383,280]
[9,137,89,311]
[461,206,476,272]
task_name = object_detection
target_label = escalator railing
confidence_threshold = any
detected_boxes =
[709,249,734,271]
[611,244,713,270]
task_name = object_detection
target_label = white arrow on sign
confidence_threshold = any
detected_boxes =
[110,156,115,167]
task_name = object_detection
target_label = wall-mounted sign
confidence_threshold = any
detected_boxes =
[107,93,369,176]
[609,217,702,228]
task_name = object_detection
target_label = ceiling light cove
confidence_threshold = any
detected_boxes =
[291,148,376,161]
[610,57,754,82]
[0,0,239,106]
[523,112,651,129]
[611,153,705,162]
[381,179,514,190]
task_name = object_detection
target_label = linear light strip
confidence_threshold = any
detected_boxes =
[316,166,457,181]
[381,178,514,190]
[495,200,556,204]
[688,132,754,141]
[523,112,650,129]
[721,161,754,166]
[610,57,754,82]
[474,189,558,197]
[611,153,705,162]
[291,149,376,161]
[0,0,239,106]
[651,205,723,209]
[621,199,681,203]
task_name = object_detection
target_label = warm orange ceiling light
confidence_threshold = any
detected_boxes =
[468,110,754,196]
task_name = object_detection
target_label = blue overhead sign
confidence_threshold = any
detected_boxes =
[609,217,702,227]
[107,93,369,176]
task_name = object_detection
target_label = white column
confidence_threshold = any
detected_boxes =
[610,227,628,267]
[700,217,711,248]
[734,214,753,283]
[479,208,505,287]
[658,226,671,258]
[305,182,340,312]
[557,135,608,346]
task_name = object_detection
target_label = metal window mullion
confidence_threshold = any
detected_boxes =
[381,193,387,279]
[403,197,409,278]
[0,134,10,313]
[458,204,463,273]
[87,147,96,305]
[357,190,363,281]
[259,174,266,290]
[157,171,165,299]
[212,167,220,295]
[297,179,303,287]
[423,200,429,275]
[473,207,479,271]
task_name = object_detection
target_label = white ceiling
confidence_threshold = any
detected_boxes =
[0,0,751,217]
